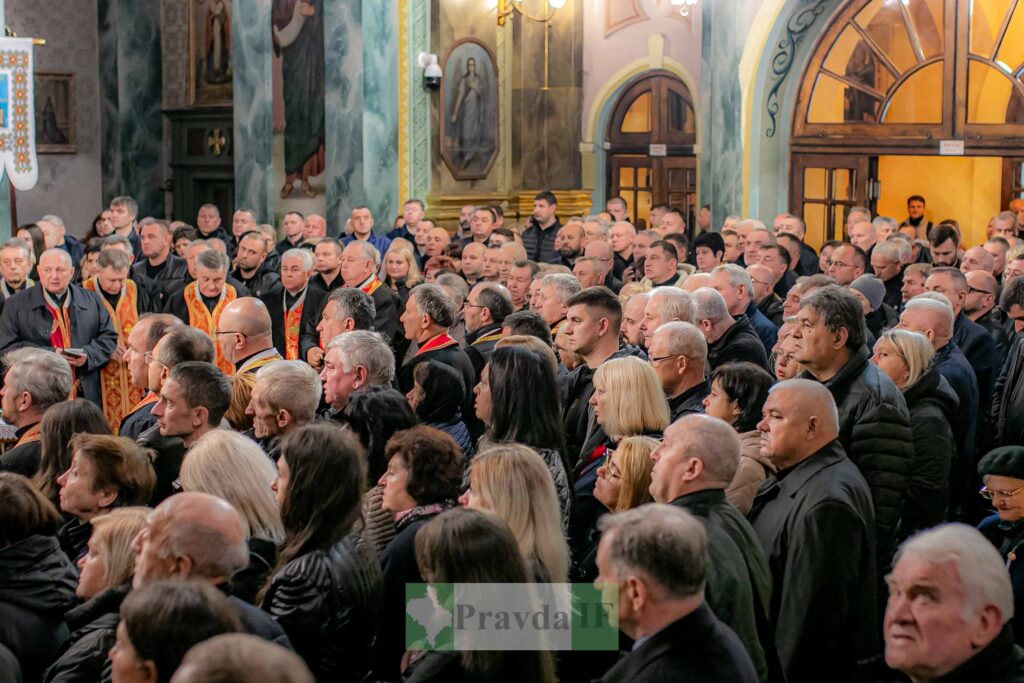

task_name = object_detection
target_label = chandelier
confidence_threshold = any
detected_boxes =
[669,0,698,17]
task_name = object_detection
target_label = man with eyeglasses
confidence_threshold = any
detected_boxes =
[648,322,711,423]
[747,263,785,328]
[826,243,867,286]
[214,297,282,376]
[118,313,183,439]
[965,270,1011,362]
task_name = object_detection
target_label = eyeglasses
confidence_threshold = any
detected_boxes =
[968,287,995,296]
[214,330,246,338]
[980,485,1024,500]
[826,259,853,269]
[603,461,622,480]
[463,303,485,309]
[649,353,683,364]
[751,279,773,288]
[144,352,166,368]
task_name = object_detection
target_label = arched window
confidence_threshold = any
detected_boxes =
[795,0,1024,142]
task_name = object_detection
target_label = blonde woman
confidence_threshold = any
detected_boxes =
[382,244,421,305]
[43,507,148,683]
[572,357,669,566]
[871,329,957,534]
[179,429,285,604]
[572,436,657,581]
[460,444,570,583]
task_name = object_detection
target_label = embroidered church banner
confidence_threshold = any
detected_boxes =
[0,38,37,190]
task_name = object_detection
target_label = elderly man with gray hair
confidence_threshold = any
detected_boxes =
[131,491,291,646]
[748,378,878,683]
[37,213,85,266]
[398,283,475,409]
[884,524,1023,680]
[0,348,73,475]
[640,286,693,349]
[0,248,118,409]
[649,414,775,681]
[647,321,710,421]
[319,330,395,420]
[595,504,757,682]
[537,272,582,337]
[692,287,770,371]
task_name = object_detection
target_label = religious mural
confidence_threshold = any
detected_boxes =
[272,0,326,221]
[190,0,233,105]
[34,72,75,153]
[441,39,498,181]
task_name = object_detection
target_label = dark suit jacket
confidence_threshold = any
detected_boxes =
[598,604,757,683]
[263,286,326,361]
[0,284,118,406]
[118,400,156,440]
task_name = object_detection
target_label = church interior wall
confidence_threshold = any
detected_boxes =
[7,0,103,236]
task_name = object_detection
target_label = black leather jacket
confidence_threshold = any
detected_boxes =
[261,534,383,683]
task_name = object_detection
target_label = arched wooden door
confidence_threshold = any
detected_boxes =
[607,72,697,230]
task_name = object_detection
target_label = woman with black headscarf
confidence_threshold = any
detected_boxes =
[406,360,474,461]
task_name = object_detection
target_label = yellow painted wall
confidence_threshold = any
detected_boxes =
[876,155,1002,247]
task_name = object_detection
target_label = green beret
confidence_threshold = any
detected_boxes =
[978,446,1024,480]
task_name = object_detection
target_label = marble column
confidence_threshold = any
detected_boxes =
[231,0,274,222]
[360,0,400,227]
[405,0,431,202]
[97,0,163,218]
[323,0,363,229]
[700,0,746,226]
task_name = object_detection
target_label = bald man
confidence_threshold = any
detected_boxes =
[340,241,402,354]
[747,263,785,327]
[424,226,451,260]
[649,414,773,679]
[460,242,486,286]
[748,379,877,682]
[132,491,292,642]
[216,297,283,374]
[680,272,711,292]
[609,221,636,280]
[965,269,1010,360]
[898,295,979,470]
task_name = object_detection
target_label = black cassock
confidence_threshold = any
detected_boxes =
[0,284,118,406]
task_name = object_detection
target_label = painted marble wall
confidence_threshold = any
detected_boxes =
[232,0,274,223]
[7,0,103,235]
[700,0,751,227]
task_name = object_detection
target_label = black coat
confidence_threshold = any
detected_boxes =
[0,423,42,476]
[954,310,999,409]
[399,344,476,428]
[261,535,382,683]
[231,537,277,606]
[749,441,878,683]
[132,254,189,303]
[795,242,820,277]
[598,603,757,683]
[163,278,251,323]
[373,509,441,682]
[42,584,128,683]
[117,399,156,440]
[977,307,1012,365]
[801,347,913,559]
[263,286,325,362]
[994,332,1024,447]
[137,424,186,506]
[707,316,770,372]
[757,294,785,329]
[901,367,958,536]
[231,263,282,299]
[669,489,778,683]
[917,624,1024,682]
[0,284,118,406]
[0,535,78,683]
[980,516,1024,648]
[464,322,503,382]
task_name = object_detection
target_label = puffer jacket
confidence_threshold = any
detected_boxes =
[802,346,913,562]
[901,367,958,537]
[42,584,129,683]
[726,430,776,516]
[0,535,78,683]
[261,534,383,683]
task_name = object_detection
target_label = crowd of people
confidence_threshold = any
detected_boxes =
[2,191,1024,681]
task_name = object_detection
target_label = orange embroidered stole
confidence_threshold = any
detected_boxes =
[43,289,77,399]
[284,289,306,361]
[14,423,41,447]
[183,282,237,375]
[85,279,143,432]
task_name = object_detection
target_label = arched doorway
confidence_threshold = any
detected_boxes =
[790,0,1024,247]
[606,71,698,229]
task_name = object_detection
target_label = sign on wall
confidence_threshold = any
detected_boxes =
[0,38,37,190]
